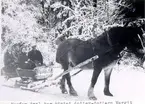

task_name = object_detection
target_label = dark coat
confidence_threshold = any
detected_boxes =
[4,51,15,66]
[3,51,18,73]
[18,52,36,69]
[28,49,43,65]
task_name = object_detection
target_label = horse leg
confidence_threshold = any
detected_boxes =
[88,64,102,100]
[104,68,113,96]
[65,73,78,96]
[59,63,68,94]
[60,76,68,94]
[64,52,77,96]
[103,61,116,96]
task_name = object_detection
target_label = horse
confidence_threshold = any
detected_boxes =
[56,26,145,100]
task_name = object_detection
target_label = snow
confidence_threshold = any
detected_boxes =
[0,53,145,103]
[1,0,145,103]
[0,66,145,103]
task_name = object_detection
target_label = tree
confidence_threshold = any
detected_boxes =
[1,0,56,65]
[49,0,123,42]
[1,0,45,46]
[116,0,145,26]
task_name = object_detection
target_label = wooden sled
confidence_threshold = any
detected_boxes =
[2,55,98,92]
[1,65,53,92]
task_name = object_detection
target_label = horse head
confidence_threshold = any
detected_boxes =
[126,24,145,66]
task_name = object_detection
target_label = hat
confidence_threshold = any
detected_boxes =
[32,45,37,48]
[31,41,37,47]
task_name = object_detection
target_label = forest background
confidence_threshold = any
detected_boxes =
[1,0,144,67]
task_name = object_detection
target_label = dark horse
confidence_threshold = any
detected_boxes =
[56,26,145,100]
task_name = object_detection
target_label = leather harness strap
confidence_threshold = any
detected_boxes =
[106,29,113,47]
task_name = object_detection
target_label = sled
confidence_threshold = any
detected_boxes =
[21,54,99,91]
[1,65,54,92]
[1,55,98,92]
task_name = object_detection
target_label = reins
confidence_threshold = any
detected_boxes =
[137,34,145,50]
[138,27,145,49]
[106,29,113,47]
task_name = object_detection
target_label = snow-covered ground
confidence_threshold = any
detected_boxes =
[0,65,145,104]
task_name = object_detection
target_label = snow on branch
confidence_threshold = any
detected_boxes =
[51,2,74,14]
[52,0,128,41]
[62,15,75,26]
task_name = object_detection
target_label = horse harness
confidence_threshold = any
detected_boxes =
[91,31,123,58]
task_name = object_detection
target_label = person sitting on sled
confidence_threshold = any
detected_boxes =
[27,45,52,80]
[28,45,43,67]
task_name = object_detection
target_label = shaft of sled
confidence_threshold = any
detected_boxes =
[53,55,99,80]
[71,69,83,76]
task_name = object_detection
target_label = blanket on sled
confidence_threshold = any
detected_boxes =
[17,65,53,80]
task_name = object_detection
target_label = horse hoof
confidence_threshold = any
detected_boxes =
[60,86,68,94]
[104,91,113,96]
[69,90,78,96]
[104,88,113,96]
[61,89,68,94]
[89,96,97,100]
[62,90,68,94]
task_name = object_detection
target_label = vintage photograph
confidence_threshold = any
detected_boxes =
[0,0,145,102]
